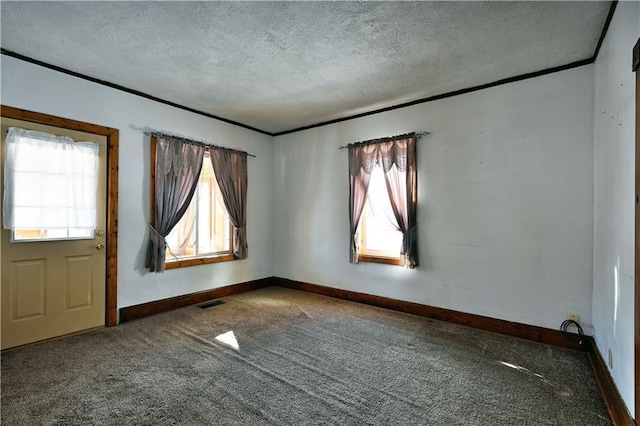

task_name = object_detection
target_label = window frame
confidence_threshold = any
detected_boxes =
[150,137,236,270]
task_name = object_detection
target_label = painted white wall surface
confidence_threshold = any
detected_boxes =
[1,56,274,309]
[274,65,595,332]
[592,0,639,417]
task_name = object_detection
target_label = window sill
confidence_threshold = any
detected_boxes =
[357,254,401,266]
[165,253,236,270]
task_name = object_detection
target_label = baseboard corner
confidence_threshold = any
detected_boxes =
[587,339,635,425]
[119,276,273,323]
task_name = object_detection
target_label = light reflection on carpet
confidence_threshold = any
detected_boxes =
[215,330,240,350]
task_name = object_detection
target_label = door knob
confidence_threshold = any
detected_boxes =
[96,243,105,250]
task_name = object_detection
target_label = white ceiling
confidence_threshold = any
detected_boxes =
[1,1,612,135]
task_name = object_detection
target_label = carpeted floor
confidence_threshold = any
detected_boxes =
[1,287,610,425]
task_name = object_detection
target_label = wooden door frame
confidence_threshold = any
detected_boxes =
[0,105,119,327]
[634,37,639,423]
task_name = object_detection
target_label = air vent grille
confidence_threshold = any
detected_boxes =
[198,300,225,309]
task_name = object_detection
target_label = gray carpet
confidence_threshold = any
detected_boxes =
[1,287,610,425]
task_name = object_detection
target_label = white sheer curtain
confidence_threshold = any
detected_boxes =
[2,127,99,230]
[165,200,196,257]
[366,166,401,233]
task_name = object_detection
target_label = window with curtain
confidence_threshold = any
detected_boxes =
[348,133,418,268]
[165,151,233,262]
[146,135,248,272]
[2,127,99,241]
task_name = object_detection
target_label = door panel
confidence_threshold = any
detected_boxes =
[1,117,107,349]
[10,259,46,320]
[65,255,94,310]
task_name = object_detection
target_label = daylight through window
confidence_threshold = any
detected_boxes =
[358,165,403,258]
[165,152,232,261]
[3,127,99,242]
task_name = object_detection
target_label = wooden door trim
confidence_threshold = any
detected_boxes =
[1,105,119,327]
[633,37,639,423]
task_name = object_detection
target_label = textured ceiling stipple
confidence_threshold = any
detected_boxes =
[1,1,612,134]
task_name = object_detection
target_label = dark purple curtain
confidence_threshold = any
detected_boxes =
[382,137,418,268]
[210,148,248,259]
[348,149,372,262]
[146,137,204,272]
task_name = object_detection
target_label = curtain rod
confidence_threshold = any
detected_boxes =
[143,131,256,158]
[337,131,429,150]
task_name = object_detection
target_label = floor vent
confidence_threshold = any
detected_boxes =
[198,300,225,309]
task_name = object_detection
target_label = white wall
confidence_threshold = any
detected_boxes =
[1,56,274,309]
[592,0,638,417]
[274,65,595,332]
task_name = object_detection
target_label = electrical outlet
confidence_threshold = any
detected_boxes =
[566,313,580,323]
[608,349,613,369]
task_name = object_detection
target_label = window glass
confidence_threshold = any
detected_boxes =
[359,166,402,258]
[4,127,99,242]
[165,153,231,261]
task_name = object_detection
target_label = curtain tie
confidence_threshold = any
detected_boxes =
[147,222,182,260]
[401,224,418,252]
[402,223,418,238]
[147,222,165,242]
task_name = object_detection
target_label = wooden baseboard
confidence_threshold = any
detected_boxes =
[119,277,273,323]
[273,277,588,351]
[588,340,636,425]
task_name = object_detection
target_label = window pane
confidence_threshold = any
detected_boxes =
[165,200,196,258]
[4,128,99,231]
[359,166,402,257]
[197,180,212,253]
[12,229,42,241]
[165,152,231,261]
[12,227,94,242]
[214,195,231,251]
[362,202,403,254]
[68,228,94,238]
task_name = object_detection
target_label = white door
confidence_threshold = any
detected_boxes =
[1,117,107,350]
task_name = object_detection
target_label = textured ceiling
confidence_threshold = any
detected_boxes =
[1,1,612,134]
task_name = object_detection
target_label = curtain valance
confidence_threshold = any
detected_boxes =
[348,138,415,175]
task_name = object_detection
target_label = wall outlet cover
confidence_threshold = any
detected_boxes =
[566,313,580,323]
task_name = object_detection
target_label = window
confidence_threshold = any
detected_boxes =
[357,165,403,265]
[3,127,99,242]
[147,134,249,273]
[165,152,233,265]
[348,134,418,268]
